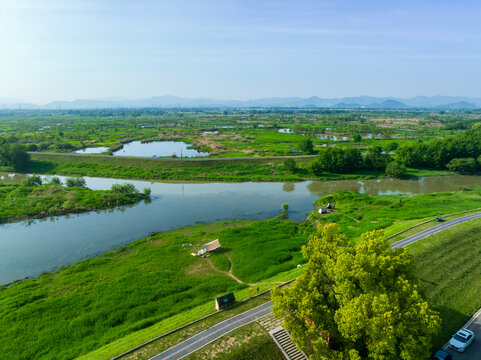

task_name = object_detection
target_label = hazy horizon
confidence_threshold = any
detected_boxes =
[1,0,480,103]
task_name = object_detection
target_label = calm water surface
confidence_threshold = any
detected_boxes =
[1,173,481,284]
[112,141,208,157]
[75,146,109,154]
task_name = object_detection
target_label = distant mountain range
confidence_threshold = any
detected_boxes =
[1,95,480,110]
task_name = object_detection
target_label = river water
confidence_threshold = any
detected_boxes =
[2,173,481,285]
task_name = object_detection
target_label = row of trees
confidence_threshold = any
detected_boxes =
[311,146,393,175]
[395,127,481,170]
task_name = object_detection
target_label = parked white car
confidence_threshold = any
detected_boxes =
[449,328,475,352]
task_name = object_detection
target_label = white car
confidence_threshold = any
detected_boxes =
[449,328,475,352]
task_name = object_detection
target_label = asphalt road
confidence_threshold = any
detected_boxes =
[390,212,481,250]
[148,212,481,360]
[148,301,274,360]
[446,309,481,360]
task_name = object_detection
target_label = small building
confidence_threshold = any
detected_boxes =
[196,239,221,256]
[202,239,221,252]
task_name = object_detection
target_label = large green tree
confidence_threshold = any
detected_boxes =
[271,224,440,360]
[0,143,30,170]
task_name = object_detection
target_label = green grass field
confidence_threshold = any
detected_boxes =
[0,219,311,360]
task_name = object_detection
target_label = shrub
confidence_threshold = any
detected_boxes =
[22,175,43,186]
[49,176,62,185]
[111,183,138,194]
[143,187,151,196]
[66,177,86,188]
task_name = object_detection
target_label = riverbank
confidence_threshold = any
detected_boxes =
[0,182,148,224]
[27,152,450,182]
[0,219,312,360]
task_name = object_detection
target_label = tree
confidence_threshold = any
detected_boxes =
[299,138,314,154]
[284,158,298,172]
[446,158,476,174]
[271,224,440,360]
[364,146,390,171]
[352,134,362,143]
[385,162,407,178]
[0,143,30,170]
[309,160,323,176]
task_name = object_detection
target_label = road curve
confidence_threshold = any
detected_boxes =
[390,212,481,250]
[147,212,481,360]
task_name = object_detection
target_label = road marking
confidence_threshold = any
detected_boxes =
[150,303,272,360]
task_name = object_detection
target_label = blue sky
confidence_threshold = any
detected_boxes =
[1,0,480,103]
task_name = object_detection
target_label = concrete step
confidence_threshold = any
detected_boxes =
[269,327,309,360]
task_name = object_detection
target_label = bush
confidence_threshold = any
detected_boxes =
[385,162,407,178]
[22,175,43,186]
[66,177,86,188]
[352,134,362,142]
[49,176,62,185]
[143,187,151,196]
[111,183,138,194]
[281,203,289,211]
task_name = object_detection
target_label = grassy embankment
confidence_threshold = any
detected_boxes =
[309,188,481,239]
[26,152,449,182]
[0,183,148,224]
[0,219,311,360]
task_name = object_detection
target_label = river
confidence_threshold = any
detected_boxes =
[1,173,481,285]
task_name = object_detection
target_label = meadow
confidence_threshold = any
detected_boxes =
[0,219,311,360]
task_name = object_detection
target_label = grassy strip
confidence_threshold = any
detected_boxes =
[0,183,147,224]
[0,219,311,360]
[408,218,481,349]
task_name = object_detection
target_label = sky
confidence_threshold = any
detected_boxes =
[0,0,480,104]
